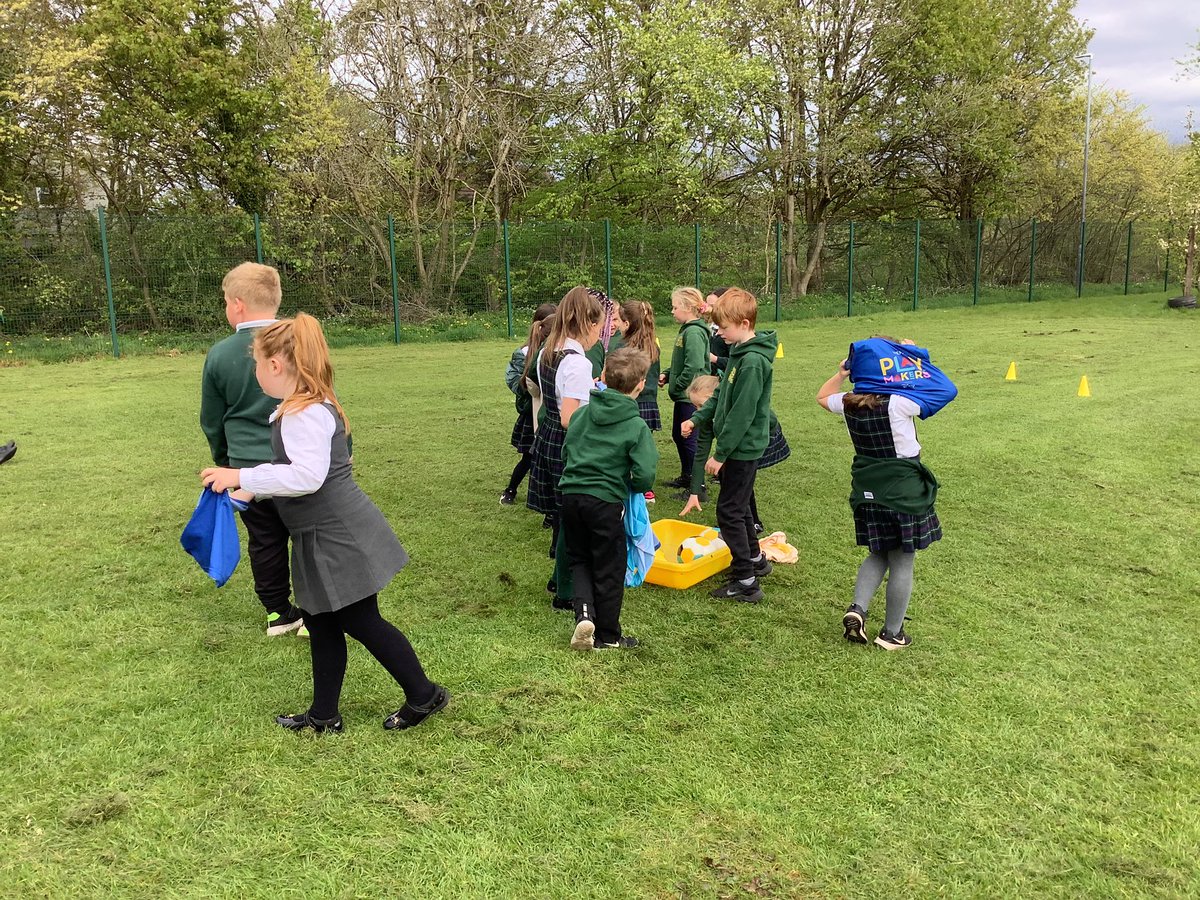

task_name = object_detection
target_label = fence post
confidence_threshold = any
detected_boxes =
[973,218,983,306]
[97,207,120,359]
[912,219,921,311]
[774,221,782,322]
[253,213,264,264]
[387,215,400,345]
[1028,219,1037,302]
[694,223,701,290]
[847,221,855,317]
[1123,221,1133,295]
[503,219,514,338]
[604,218,612,299]
[1076,220,1087,297]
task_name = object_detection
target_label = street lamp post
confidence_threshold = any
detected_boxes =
[1076,53,1093,298]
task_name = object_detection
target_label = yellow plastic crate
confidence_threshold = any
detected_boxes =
[643,518,732,589]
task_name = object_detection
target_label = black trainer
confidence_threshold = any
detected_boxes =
[266,606,305,637]
[710,579,764,603]
[594,635,640,649]
[275,712,343,733]
[664,475,690,489]
[752,556,772,577]
[499,488,516,506]
[551,596,574,612]
[0,441,15,465]
[874,628,912,650]
[384,683,450,730]
[842,605,868,644]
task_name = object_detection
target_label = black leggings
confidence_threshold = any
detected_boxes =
[303,595,434,719]
[506,452,533,494]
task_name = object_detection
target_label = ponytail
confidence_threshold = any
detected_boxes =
[253,312,350,433]
[618,299,660,362]
[523,311,557,382]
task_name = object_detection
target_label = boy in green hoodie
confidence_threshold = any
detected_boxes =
[684,288,777,603]
[559,347,659,650]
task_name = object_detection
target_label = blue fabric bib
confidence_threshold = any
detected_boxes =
[623,492,660,588]
[847,338,957,419]
[181,488,241,587]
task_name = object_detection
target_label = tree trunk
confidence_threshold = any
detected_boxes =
[798,220,826,296]
[1185,222,1196,298]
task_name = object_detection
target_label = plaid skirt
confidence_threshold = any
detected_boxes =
[854,503,942,553]
[637,398,662,432]
[527,417,567,514]
[757,424,790,470]
[511,409,535,454]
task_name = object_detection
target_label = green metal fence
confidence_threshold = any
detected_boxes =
[0,210,1177,361]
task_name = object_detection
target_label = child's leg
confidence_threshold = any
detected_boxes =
[715,458,757,581]
[238,499,293,616]
[302,609,348,719]
[587,499,627,644]
[883,549,915,634]
[506,452,533,494]
[560,495,592,618]
[671,401,697,477]
[338,595,436,706]
[852,551,889,612]
[748,488,761,529]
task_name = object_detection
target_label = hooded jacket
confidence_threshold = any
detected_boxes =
[706,330,777,462]
[559,388,658,504]
[665,318,711,402]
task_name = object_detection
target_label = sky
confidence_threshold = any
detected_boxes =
[1073,0,1199,143]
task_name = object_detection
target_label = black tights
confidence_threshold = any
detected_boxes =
[506,452,533,494]
[303,595,434,719]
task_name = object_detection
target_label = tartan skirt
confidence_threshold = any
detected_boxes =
[854,503,942,553]
[757,424,790,470]
[511,408,535,454]
[527,416,567,514]
[637,398,662,432]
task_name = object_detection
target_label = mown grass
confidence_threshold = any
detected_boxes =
[2,291,1198,898]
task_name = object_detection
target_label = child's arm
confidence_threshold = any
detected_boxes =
[817,361,850,410]
[627,427,658,494]
[238,406,335,498]
[674,326,708,394]
[711,365,764,464]
[199,356,230,466]
[681,423,714,515]
[504,349,525,395]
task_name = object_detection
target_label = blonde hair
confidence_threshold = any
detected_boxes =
[618,300,659,362]
[603,347,650,394]
[710,287,757,328]
[670,286,703,315]
[544,286,602,353]
[252,313,349,433]
[687,374,719,406]
[222,262,282,314]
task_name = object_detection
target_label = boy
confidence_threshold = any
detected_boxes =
[558,347,658,650]
[683,288,776,603]
[200,262,303,636]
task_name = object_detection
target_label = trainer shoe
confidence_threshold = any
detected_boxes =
[594,635,640,649]
[710,579,764,604]
[0,440,16,465]
[383,684,450,730]
[752,556,773,578]
[753,522,764,534]
[499,488,517,506]
[644,491,656,504]
[665,475,690,489]
[275,712,343,733]
[266,607,305,637]
[842,605,868,644]
[874,628,912,651]
[551,596,574,612]
[570,617,595,651]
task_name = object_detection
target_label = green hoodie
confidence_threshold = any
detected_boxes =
[706,330,777,462]
[665,318,710,402]
[559,388,658,504]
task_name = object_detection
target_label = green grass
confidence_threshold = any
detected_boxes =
[2,290,1199,898]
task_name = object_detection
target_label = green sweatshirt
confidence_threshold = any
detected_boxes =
[664,319,710,402]
[200,326,277,467]
[850,456,939,514]
[505,346,531,415]
[638,353,661,405]
[705,330,777,462]
[559,388,658,504]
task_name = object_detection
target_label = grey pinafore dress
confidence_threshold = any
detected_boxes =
[271,402,409,614]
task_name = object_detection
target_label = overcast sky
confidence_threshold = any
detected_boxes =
[1073,0,1199,143]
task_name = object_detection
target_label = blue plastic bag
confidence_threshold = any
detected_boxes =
[180,487,241,587]
[623,492,660,588]
[847,338,958,419]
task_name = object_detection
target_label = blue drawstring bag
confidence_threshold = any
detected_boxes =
[623,492,660,588]
[847,338,958,419]
[180,487,241,587]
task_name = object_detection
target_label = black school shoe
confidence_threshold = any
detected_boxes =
[664,475,690,489]
[384,683,450,731]
[842,605,868,644]
[710,578,764,603]
[0,441,15,465]
[275,712,344,733]
[499,488,517,506]
[551,596,574,612]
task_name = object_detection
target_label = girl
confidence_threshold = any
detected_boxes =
[527,286,604,609]
[201,313,448,732]
[614,299,661,502]
[816,346,941,650]
[659,287,710,490]
[501,302,556,506]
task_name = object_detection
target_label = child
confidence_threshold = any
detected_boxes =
[501,303,556,506]
[684,288,776,603]
[527,287,604,609]
[659,286,710,490]
[559,347,658,650]
[704,287,731,375]
[200,262,303,636]
[614,299,661,501]
[201,314,448,732]
[816,348,941,650]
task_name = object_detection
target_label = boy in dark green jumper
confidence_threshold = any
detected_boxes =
[200,262,303,635]
[685,288,776,603]
[559,347,659,650]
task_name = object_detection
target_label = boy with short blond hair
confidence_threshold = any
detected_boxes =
[201,262,303,635]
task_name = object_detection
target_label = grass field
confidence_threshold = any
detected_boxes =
[2,291,1199,898]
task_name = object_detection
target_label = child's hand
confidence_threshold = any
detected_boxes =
[708,353,718,364]
[838,359,850,377]
[658,373,668,388]
[900,338,916,345]
[680,419,695,438]
[201,467,241,493]
[680,494,703,516]
[704,456,722,476]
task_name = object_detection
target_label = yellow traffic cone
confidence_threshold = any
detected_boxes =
[1078,375,1091,398]
[775,342,785,359]
[1005,361,1017,381]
